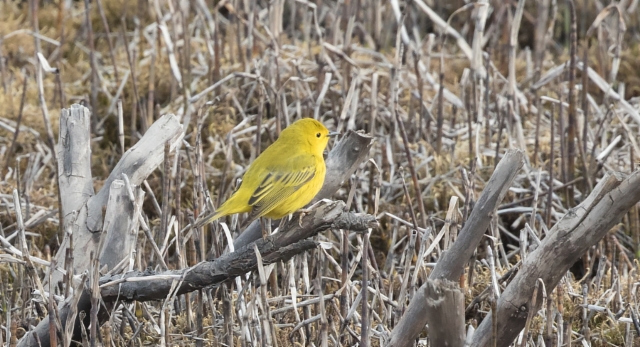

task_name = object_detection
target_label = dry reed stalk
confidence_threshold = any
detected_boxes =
[316,249,328,347]
[89,252,100,347]
[180,0,191,117]
[396,112,427,230]
[47,258,57,347]
[159,141,171,256]
[436,48,445,154]
[147,24,158,127]
[339,222,349,324]
[360,161,380,347]
[566,0,578,207]
[546,110,556,228]
[254,245,275,346]
[3,73,28,175]
[4,1,640,346]
[117,100,125,153]
[479,51,490,152]
[581,43,589,155]
[83,0,99,127]
[0,40,7,93]
[120,18,141,139]
[95,0,118,85]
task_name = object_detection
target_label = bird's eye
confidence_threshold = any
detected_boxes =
[316,132,321,138]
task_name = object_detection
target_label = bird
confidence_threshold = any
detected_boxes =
[194,118,339,228]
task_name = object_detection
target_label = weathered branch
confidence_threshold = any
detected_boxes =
[471,170,640,347]
[386,149,524,347]
[100,202,375,301]
[431,149,524,281]
[85,114,184,231]
[18,201,377,347]
[232,129,373,249]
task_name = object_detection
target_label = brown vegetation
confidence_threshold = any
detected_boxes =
[1,0,640,346]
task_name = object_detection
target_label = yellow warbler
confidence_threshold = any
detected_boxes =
[195,118,338,227]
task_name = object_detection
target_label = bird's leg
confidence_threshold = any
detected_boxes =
[296,199,329,226]
[277,217,287,232]
[261,217,273,239]
[297,208,315,227]
[260,217,267,239]
[266,218,272,236]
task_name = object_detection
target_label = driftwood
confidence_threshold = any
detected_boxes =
[470,169,640,347]
[232,129,373,249]
[46,105,184,288]
[386,149,525,347]
[18,201,376,347]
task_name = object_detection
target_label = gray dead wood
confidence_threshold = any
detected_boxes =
[386,149,524,347]
[470,170,640,347]
[17,202,377,347]
[98,181,144,272]
[100,202,376,301]
[21,104,182,346]
[19,179,144,347]
[58,105,94,234]
[424,279,465,347]
[85,114,183,231]
[232,129,373,250]
[45,107,183,288]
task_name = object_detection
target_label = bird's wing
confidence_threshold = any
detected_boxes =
[247,153,317,219]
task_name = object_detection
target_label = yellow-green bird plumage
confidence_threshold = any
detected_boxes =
[196,118,334,227]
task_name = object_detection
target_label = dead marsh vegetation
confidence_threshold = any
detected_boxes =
[1,0,640,346]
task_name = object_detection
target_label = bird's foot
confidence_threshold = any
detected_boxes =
[297,208,314,227]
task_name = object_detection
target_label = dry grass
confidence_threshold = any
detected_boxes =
[1,0,640,346]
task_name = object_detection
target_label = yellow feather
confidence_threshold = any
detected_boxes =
[195,118,335,227]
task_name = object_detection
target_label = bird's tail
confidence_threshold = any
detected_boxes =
[193,210,225,229]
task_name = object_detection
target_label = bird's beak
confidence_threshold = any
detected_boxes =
[327,131,340,137]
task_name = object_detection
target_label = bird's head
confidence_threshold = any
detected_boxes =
[281,118,339,155]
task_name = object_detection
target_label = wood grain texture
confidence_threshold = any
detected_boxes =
[424,279,465,347]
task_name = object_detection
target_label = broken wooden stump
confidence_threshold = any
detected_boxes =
[45,104,183,288]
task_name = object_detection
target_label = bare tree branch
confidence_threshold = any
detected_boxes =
[471,170,640,346]
[386,149,525,347]
[18,201,376,347]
